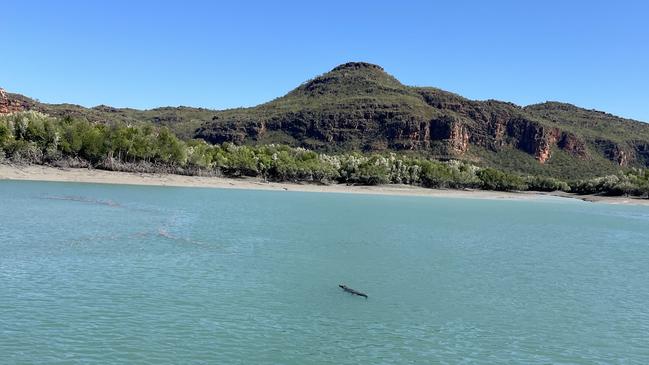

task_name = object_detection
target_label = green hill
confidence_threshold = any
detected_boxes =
[3,62,649,179]
[195,62,649,179]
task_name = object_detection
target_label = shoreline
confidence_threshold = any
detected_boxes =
[1,164,648,205]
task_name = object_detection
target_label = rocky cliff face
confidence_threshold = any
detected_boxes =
[194,63,649,173]
[413,91,591,164]
[0,89,31,114]
[595,140,631,166]
[4,62,649,177]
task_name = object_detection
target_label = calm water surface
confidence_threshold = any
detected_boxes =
[1,180,648,364]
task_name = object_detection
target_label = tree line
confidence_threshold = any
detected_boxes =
[1,111,648,197]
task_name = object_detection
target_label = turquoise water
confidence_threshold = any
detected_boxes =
[1,180,649,364]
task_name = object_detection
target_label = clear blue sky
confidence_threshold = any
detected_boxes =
[2,0,648,121]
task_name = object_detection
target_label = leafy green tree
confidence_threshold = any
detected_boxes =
[130,128,156,162]
[155,127,187,165]
[13,115,28,140]
[356,156,390,185]
[106,124,134,161]
[419,160,455,188]
[0,122,12,149]
[186,140,213,168]
[222,144,259,176]
[58,121,82,156]
[525,176,569,192]
[80,124,107,162]
[477,168,527,191]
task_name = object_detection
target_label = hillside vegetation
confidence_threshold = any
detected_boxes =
[195,62,649,180]
[1,111,648,197]
[3,62,649,181]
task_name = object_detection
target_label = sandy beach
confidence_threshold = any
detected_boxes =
[1,164,648,205]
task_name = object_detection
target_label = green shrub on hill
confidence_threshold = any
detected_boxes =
[476,168,527,191]
[570,171,649,197]
[525,176,570,192]
[1,111,647,197]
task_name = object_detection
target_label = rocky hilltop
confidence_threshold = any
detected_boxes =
[3,62,649,178]
[0,88,34,114]
[196,63,649,178]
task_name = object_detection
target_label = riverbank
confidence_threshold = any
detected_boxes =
[1,164,648,205]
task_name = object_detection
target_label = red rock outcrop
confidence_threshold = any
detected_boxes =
[535,128,560,163]
[609,145,630,166]
[558,132,588,158]
[0,89,31,114]
[594,140,634,166]
[5,62,648,172]
[448,122,470,153]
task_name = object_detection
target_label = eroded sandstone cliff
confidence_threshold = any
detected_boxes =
[4,62,649,178]
[197,63,622,169]
[0,89,31,114]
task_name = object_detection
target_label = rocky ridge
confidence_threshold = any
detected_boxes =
[3,62,649,178]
